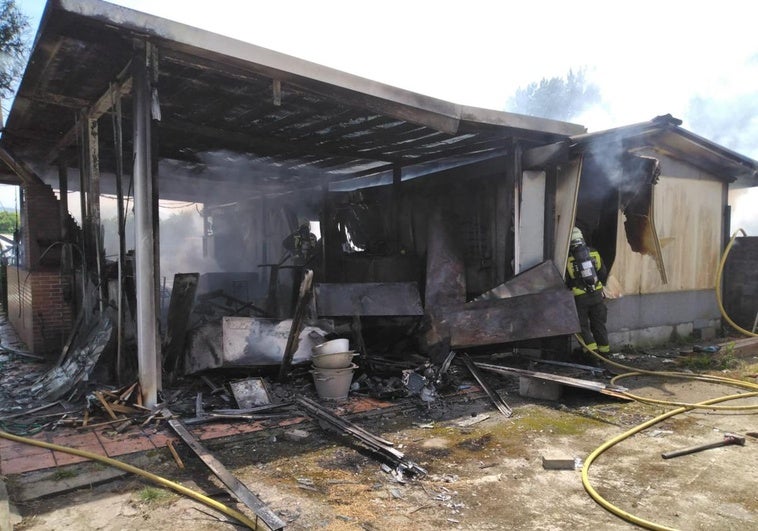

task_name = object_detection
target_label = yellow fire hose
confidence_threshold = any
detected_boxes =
[580,228,758,530]
[715,229,758,338]
[0,430,260,529]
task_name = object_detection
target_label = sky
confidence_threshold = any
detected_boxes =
[4,0,758,229]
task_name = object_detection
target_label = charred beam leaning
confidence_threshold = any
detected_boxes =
[167,415,286,530]
[296,397,426,479]
[459,354,512,418]
[278,269,314,382]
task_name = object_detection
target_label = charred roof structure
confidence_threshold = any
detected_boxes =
[0,0,756,408]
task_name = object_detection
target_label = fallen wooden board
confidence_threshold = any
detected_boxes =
[167,417,285,530]
[719,337,758,350]
[474,362,629,398]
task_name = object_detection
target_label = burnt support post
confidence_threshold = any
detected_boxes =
[112,86,127,384]
[57,160,68,242]
[84,117,106,312]
[510,141,524,273]
[132,42,160,407]
[392,164,402,253]
[76,116,94,320]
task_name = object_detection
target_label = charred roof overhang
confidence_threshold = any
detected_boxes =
[0,0,585,200]
[569,115,758,187]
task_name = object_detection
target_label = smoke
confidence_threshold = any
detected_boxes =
[101,203,222,288]
[684,94,758,161]
[729,188,758,236]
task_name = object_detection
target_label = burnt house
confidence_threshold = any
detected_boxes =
[0,0,756,405]
[566,118,758,345]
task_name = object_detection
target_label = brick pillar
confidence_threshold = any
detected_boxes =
[6,183,76,355]
[20,182,64,269]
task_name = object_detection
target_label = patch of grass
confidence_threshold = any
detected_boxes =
[48,469,77,481]
[678,352,741,371]
[137,486,173,505]
[511,409,598,436]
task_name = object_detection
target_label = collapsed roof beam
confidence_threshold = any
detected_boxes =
[45,65,133,164]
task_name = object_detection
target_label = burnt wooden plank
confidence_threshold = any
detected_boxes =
[474,362,629,398]
[168,417,285,530]
[163,273,199,380]
[441,289,579,348]
[315,282,423,317]
[278,269,313,381]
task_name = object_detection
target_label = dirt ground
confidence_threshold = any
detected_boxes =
[6,342,758,531]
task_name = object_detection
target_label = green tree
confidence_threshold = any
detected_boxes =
[507,68,601,122]
[0,209,18,233]
[0,0,30,98]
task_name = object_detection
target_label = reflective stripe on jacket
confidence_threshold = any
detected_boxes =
[566,249,604,296]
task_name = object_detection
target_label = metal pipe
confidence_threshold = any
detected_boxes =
[132,44,159,408]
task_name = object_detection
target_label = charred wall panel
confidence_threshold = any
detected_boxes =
[610,176,722,295]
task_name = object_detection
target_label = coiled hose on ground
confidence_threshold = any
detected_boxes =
[580,229,758,530]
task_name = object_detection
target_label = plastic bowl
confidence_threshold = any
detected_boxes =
[311,350,358,369]
[312,338,350,356]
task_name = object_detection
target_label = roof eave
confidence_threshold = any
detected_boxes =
[54,0,582,138]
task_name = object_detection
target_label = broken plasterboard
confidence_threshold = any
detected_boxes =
[185,317,331,373]
[224,317,327,367]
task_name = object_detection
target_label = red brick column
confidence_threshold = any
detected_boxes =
[6,182,75,356]
[6,266,73,355]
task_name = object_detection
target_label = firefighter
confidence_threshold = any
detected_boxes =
[282,219,318,263]
[566,227,610,354]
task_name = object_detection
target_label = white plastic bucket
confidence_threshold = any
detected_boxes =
[310,363,357,400]
[311,351,358,369]
[312,338,350,356]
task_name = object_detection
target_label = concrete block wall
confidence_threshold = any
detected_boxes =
[722,236,758,331]
[6,265,73,355]
[603,290,721,349]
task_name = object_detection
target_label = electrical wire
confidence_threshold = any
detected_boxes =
[579,228,758,530]
[0,429,261,529]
